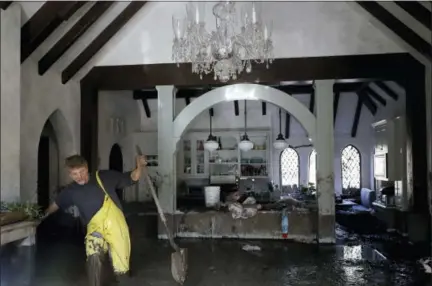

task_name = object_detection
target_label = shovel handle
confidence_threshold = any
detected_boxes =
[143,171,180,252]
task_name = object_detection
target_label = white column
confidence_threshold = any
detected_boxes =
[315,80,335,243]
[1,5,21,202]
[156,86,176,213]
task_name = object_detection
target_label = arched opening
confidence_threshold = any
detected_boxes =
[173,84,317,149]
[37,119,59,210]
[109,143,124,201]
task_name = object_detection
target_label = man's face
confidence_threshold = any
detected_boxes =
[68,165,89,185]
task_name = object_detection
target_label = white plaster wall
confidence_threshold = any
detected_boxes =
[96,1,403,66]
[98,90,141,173]
[1,4,21,202]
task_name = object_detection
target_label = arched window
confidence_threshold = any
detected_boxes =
[308,150,317,187]
[341,145,361,189]
[280,148,299,186]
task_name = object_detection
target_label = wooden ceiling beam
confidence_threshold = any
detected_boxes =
[21,1,85,63]
[234,100,239,116]
[356,1,431,61]
[365,86,386,106]
[185,97,190,106]
[0,1,12,10]
[62,1,146,84]
[261,102,267,116]
[39,2,113,75]
[395,1,431,29]
[374,81,399,101]
[83,53,413,90]
[333,91,340,124]
[351,96,363,138]
[285,112,291,139]
[359,89,378,116]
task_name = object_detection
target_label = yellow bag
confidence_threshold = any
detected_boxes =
[85,171,131,274]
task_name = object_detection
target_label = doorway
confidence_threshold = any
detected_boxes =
[37,120,59,210]
[109,144,124,200]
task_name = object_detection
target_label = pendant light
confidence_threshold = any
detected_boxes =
[204,108,219,151]
[238,100,254,152]
[273,108,289,150]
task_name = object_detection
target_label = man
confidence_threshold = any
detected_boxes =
[44,154,147,285]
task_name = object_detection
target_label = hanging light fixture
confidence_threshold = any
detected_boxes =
[238,100,254,152]
[204,109,219,151]
[273,108,289,150]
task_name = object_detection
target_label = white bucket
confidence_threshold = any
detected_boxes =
[204,186,221,207]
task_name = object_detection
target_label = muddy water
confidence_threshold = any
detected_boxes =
[0,212,430,286]
[1,236,430,286]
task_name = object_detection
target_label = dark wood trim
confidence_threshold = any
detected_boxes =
[395,1,431,29]
[261,102,267,116]
[356,1,431,61]
[234,100,239,116]
[405,69,428,212]
[185,97,190,106]
[80,83,98,172]
[333,91,340,124]
[285,112,290,139]
[365,87,386,106]
[374,82,399,100]
[360,90,378,116]
[309,89,315,113]
[141,98,151,118]
[83,53,414,90]
[0,1,12,10]
[351,96,362,138]
[209,108,214,117]
[62,1,146,84]
[21,1,85,63]
[39,2,113,75]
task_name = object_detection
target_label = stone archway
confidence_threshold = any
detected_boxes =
[34,109,75,204]
[173,84,316,147]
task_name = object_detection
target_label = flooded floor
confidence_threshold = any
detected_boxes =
[1,214,430,286]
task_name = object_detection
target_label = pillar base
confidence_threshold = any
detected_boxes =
[318,214,336,244]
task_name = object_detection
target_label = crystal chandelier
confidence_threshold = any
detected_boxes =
[172,1,274,83]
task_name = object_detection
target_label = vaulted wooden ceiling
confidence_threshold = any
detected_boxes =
[1,1,147,83]
[1,1,429,84]
[0,1,420,137]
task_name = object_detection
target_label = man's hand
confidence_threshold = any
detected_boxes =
[131,155,147,181]
[136,155,147,169]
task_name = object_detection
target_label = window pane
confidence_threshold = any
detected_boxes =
[280,148,299,186]
[341,145,361,189]
[308,150,317,186]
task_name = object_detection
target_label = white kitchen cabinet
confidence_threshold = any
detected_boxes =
[179,133,209,178]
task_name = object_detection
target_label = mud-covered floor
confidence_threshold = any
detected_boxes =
[1,212,430,286]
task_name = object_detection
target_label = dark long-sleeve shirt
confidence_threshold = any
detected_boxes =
[55,170,135,225]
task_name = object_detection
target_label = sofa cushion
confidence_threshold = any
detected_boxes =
[360,188,376,208]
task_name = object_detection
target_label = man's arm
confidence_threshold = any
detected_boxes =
[111,155,147,189]
[43,188,72,218]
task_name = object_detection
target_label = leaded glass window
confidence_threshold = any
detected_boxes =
[308,150,317,186]
[280,148,299,186]
[341,145,361,189]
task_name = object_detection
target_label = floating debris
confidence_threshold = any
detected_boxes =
[242,244,261,252]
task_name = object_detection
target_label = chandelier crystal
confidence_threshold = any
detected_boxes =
[172,1,274,83]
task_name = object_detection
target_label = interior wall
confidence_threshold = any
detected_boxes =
[99,82,405,195]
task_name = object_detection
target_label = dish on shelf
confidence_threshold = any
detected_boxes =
[250,157,263,163]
